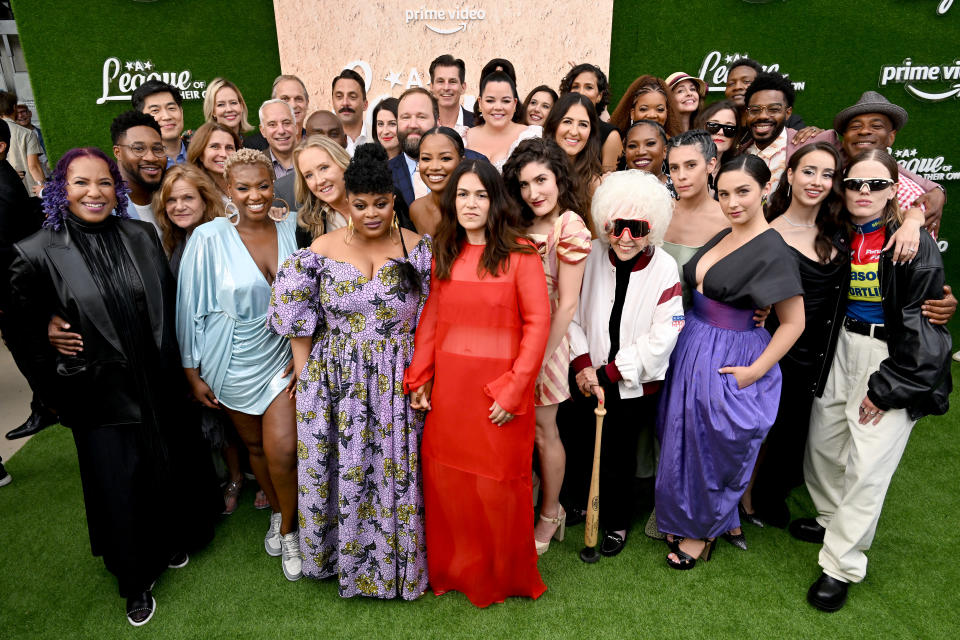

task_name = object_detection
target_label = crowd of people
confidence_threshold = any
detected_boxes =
[0,53,954,625]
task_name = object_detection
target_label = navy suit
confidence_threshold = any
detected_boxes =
[389,149,488,207]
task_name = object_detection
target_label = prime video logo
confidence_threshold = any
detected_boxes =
[404,6,487,34]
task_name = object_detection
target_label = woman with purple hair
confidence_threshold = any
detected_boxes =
[8,148,220,627]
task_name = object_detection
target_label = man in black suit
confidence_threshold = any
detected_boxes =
[430,54,474,129]
[389,87,487,207]
[0,118,56,439]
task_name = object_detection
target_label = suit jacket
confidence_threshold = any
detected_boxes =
[389,149,488,207]
[461,106,475,128]
[10,219,185,428]
[0,159,42,311]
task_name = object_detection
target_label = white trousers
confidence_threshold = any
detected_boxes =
[804,327,915,583]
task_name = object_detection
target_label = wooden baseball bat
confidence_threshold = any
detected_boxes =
[583,393,606,550]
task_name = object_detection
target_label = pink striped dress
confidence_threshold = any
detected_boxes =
[529,210,592,406]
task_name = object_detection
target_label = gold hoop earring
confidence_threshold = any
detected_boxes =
[268,197,290,222]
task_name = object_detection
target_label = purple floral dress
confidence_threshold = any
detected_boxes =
[267,236,431,599]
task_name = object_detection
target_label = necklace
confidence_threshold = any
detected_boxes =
[782,214,816,228]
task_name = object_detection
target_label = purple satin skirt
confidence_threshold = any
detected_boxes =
[655,291,782,539]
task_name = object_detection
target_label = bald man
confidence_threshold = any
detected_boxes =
[305,110,347,148]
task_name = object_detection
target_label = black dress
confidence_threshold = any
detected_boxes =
[10,215,220,598]
[751,240,849,526]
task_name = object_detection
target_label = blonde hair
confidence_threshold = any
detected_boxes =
[292,135,351,239]
[203,78,254,133]
[152,165,225,254]
[224,148,274,184]
[591,170,675,247]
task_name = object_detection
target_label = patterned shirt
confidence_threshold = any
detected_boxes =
[847,217,885,324]
[745,128,788,193]
[896,172,925,211]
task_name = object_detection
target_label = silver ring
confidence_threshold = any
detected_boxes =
[869,411,878,416]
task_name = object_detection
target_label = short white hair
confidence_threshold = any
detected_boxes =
[258,98,295,125]
[591,170,674,247]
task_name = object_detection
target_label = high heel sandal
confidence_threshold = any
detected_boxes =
[666,538,715,570]
[722,530,748,551]
[534,506,567,556]
[222,479,242,515]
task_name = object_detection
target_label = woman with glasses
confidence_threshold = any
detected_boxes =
[694,100,740,194]
[564,170,682,556]
[655,155,805,570]
[798,150,951,612]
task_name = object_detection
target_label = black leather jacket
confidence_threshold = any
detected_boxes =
[866,223,952,419]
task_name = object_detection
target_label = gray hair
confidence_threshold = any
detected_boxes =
[258,98,295,125]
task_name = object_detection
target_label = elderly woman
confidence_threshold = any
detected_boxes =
[562,170,683,556]
[9,147,220,626]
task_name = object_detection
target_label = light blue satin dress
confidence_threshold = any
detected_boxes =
[176,215,298,414]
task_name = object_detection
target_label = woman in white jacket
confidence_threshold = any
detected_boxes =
[562,170,683,556]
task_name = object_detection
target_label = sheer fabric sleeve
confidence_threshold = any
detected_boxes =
[556,211,592,265]
[403,256,440,393]
[412,236,433,329]
[268,249,321,338]
[483,250,550,415]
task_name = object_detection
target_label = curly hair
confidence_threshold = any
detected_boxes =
[766,142,844,264]
[223,148,273,184]
[559,63,611,112]
[293,135,351,239]
[343,142,421,294]
[42,148,129,230]
[434,159,535,280]
[152,164,225,254]
[543,93,602,221]
[501,137,588,232]
[110,109,160,144]
[592,170,674,247]
[203,78,254,133]
[743,71,796,109]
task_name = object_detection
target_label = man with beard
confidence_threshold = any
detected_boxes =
[132,81,187,168]
[739,72,833,192]
[111,110,166,233]
[388,87,486,207]
[725,58,804,130]
[331,69,368,156]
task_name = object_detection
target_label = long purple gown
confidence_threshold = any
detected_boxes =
[267,237,432,599]
[655,229,802,540]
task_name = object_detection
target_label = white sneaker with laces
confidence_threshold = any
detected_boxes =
[264,511,282,556]
[280,531,302,581]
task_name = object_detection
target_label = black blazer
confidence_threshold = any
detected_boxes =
[10,219,186,428]
[0,159,42,311]
[461,106,475,128]
[389,149,489,207]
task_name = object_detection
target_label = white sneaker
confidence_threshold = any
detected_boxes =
[280,532,302,581]
[953,350,960,363]
[264,512,282,556]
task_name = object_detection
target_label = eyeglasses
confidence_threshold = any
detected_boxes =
[116,143,167,158]
[745,104,786,116]
[843,178,895,192]
[607,218,651,240]
[704,121,737,137]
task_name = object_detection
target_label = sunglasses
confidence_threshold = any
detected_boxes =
[608,218,651,240]
[843,178,895,192]
[704,121,737,137]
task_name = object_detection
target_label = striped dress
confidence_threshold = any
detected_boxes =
[529,210,592,406]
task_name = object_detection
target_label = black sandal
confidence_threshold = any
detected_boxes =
[666,538,715,570]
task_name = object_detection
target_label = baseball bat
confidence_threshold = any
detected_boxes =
[580,390,606,563]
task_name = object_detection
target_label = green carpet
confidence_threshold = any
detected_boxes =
[2,383,959,639]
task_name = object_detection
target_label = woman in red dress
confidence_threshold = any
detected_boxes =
[405,159,551,607]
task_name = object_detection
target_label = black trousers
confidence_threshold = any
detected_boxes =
[559,380,660,533]
[0,307,55,415]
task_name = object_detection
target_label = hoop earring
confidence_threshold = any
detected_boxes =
[268,197,290,222]
[225,200,240,226]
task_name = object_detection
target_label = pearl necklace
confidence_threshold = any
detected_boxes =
[782,214,816,228]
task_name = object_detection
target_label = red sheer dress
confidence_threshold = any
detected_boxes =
[405,242,550,607]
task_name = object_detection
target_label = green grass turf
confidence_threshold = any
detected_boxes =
[3,382,960,639]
